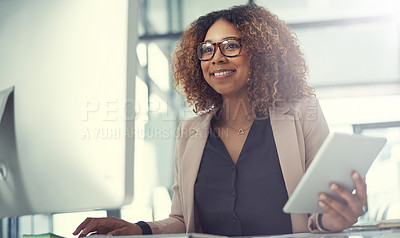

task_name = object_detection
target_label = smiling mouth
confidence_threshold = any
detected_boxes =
[211,70,236,77]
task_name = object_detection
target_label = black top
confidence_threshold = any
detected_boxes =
[194,116,292,236]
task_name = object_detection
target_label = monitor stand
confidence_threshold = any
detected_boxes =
[0,87,30,238]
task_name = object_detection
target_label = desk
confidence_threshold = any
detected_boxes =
[263,228,400,237]
[89,229,400,238]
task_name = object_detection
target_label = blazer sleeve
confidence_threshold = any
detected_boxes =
[302,97,330,170]
[300,98,330,233]
[148,122,186,234]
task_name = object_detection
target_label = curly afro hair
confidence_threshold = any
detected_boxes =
[172,3,313,118]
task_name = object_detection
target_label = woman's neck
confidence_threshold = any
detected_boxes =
[219,96,254,126]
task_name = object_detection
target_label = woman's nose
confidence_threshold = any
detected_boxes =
[212,47,227,64]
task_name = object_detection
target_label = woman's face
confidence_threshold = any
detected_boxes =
[200,19,250,99]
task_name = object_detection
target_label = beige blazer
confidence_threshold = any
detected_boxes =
[149,97,329,234]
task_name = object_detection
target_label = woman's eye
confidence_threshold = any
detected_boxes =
[203,47,214,53]
[226,43,240,49]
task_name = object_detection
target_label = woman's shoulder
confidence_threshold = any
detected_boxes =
[283,96,322,117]
[270,95,320,114]
[176,110,215,139]
[287,96,329,134]
[179,111,213,128]
[269,96,325,125]
[289,95,320,111]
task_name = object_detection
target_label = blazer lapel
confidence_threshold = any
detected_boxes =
[269,104,304,197]
[269,103,309,233]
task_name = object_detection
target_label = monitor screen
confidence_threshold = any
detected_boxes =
[0,0,137,218]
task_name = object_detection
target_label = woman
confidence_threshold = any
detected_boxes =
[73,4,367,237]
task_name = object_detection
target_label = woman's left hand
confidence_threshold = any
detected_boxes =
[318,171,367,232]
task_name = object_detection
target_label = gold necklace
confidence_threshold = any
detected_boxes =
[225,121,253,135]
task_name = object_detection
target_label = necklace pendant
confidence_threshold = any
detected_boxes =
[237,129,245,135]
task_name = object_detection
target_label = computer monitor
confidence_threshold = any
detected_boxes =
[0,0,137,218]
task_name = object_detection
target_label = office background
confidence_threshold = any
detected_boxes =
[1,0,400,237]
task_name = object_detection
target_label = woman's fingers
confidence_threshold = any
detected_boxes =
[73,218,90,235]
[73,217,115,237]
[317,171,368,231]
[352,171,367,205]
[73,217,141,237]
[330,182,364,217]
[75,218,100,237]
[318,200,350,231]
[319,190,357,223]
[73,217,98,237]
[318,198,345,220]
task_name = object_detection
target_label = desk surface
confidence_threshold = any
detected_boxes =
[88,229,400,238]
[263,228,400,237]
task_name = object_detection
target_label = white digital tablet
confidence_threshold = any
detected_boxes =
[283,132,386,214]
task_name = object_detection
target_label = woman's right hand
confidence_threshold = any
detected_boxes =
[72,217,142,237]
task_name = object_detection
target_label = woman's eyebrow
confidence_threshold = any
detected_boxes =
[203,36,239,43]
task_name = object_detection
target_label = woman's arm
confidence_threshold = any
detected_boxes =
[302,98,367,233]
[73,124,187,237]
[147,122,187,234]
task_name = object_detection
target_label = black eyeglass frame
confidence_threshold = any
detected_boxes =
[195,37,243,61]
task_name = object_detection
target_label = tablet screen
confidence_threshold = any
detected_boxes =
[283,132,386,214]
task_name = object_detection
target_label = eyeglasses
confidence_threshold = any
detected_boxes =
[196,37,242,61]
